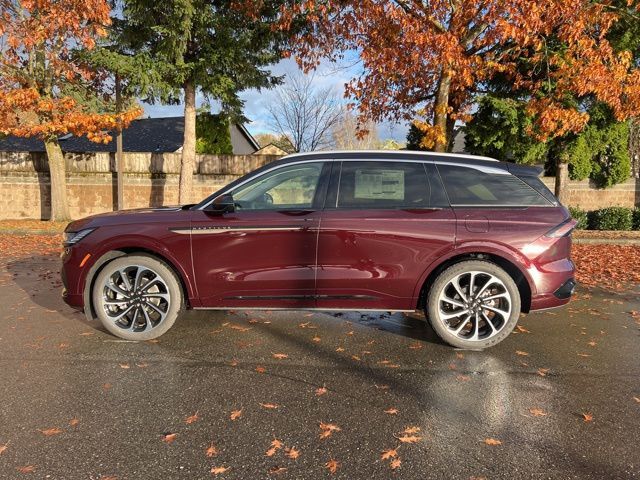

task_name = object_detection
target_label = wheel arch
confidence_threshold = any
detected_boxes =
[83,247,193,322]
[416,252,533,313]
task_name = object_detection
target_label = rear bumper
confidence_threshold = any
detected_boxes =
[554,278,576,299]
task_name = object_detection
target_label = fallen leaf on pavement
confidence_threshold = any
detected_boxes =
[185,412,199,424]
[582,412,594,422]
[515,350,529,356]
[272,353,288,360]
[206,443,219,457]
[16,465,35,473]
[265,438,283,457]
[162,433,177,444]
[40,428,62,436]
[325,459,340,474]
[230,409,242,421]
[484,438,502,446]
[396,434,422,443]
[529,408,547,417]
[260,403,279,409]
[319,422,341,439]
[69,418,80,427]
[0,443,8,455]
[390,458,402,470]
[285,447,300,459]
[402,426,420,434]
[268,466,287,475]
[210,466,230,475]
[315,386,328,396]
[381,448,398,460]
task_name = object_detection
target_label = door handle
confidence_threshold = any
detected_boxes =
[279,210,316,216]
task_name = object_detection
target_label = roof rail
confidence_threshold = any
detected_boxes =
[282,149,499,162]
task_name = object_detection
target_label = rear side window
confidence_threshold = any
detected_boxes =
[518,175,558,205]
[336,161,431,208]
[436,164,551,206]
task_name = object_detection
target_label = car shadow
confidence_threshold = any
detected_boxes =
[4,253,107,332]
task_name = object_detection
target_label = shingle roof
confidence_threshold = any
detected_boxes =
[0,117,258,154]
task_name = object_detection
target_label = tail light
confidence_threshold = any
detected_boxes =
[545,219,578,238]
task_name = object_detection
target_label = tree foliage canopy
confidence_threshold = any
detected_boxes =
[0,0,141,141]
[278,0,640,151]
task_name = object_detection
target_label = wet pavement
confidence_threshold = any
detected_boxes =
[0,252,639,479]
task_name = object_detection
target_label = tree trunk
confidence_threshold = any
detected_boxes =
[433,71,452,153]
[179,80,196,205]
[555,160,569,204]
[115,74,125,211]
[44,138,70,221]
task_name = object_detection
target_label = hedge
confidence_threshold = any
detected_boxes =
[569,206,639,231]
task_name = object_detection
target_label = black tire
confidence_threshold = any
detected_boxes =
[92,254,183,341]
[425,260,521,349]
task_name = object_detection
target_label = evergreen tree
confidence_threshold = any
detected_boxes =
[118,0,289,203]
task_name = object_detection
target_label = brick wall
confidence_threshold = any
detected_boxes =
[0,151,281,220]
[541,177,639,210]
[0,151,638,220]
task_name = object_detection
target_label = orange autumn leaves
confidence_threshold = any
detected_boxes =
[0,1,142,144]
[275,0,640,148]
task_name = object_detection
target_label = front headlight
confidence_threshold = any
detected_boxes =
[63,228,96,246]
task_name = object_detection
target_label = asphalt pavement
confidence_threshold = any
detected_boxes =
[0,252,639,479]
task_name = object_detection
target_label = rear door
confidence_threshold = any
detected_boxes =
[434,163,561,249]
[315,160,456,311]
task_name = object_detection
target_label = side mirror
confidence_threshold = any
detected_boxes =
[205,193,235,214]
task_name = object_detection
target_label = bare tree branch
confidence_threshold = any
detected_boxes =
[267,73,344,152]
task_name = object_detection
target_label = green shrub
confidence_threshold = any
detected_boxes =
[589,207,633,231]
[633,208,640,231]
[568,206,589,230]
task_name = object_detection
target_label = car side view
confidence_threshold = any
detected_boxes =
[61,151,577,349]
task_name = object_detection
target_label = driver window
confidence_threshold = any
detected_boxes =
[232,162,324,210]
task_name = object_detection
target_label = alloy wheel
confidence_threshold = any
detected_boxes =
[437,271,512,342]
[100,265,171,333]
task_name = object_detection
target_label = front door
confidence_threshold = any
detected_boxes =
[315,160,456,311]
[190,161,329,308]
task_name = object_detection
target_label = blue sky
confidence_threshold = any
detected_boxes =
[143,58,409,143]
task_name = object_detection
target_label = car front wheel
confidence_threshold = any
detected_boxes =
[426,260,521,349]
[92,254,183,341]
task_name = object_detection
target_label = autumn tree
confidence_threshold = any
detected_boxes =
[267,73,343,152]
[118,0,289,204]
[0,0,141,220]
[332,110,380,150]
[281,0,640,153]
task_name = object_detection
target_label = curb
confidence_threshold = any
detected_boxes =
[0,229,62,236]
[573,238,640,245]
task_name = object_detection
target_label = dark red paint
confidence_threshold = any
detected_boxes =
[61,155,576,318]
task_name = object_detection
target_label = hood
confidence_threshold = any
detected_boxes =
[65,205,189,232]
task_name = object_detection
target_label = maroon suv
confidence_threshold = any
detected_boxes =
[61,151,576,348]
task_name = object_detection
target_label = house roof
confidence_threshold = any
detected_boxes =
[0,116,259,154]
[253,143,289,156]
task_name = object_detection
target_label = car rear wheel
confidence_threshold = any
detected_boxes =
[426,260,521,349]
[92,255,183,341]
